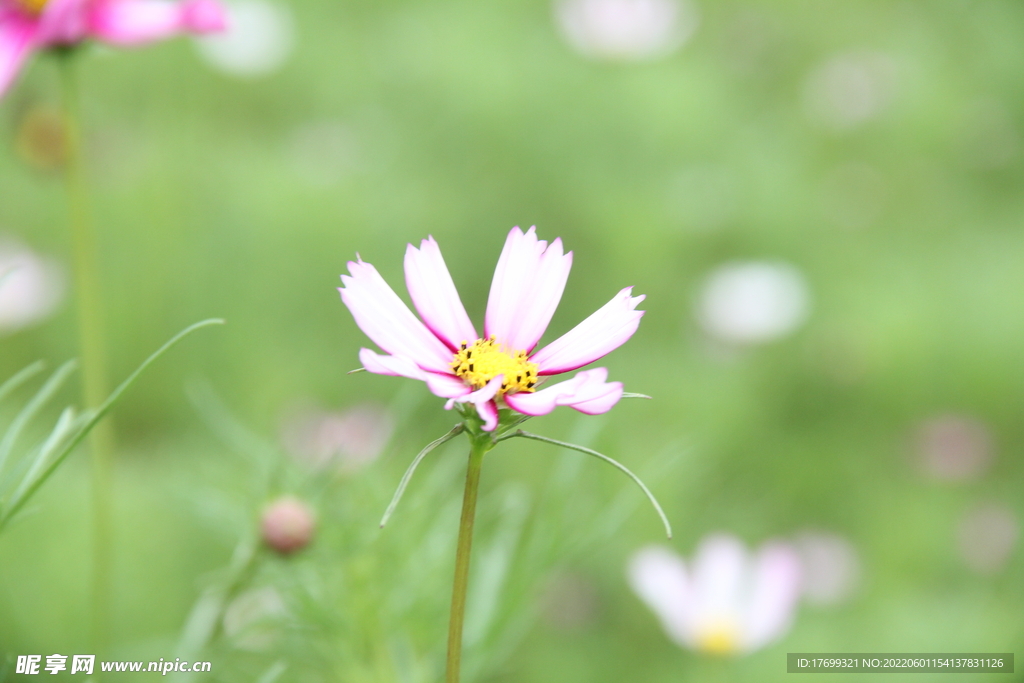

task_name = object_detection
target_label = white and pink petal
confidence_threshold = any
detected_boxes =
[85,0,225,45]
[33,0,90,45]
[404,236,477,350]
[447,375,503,431]
[0,11,37,98]
[504,367,623,417]
[340,258,454,374]
[360,348,472,402]
[358,348,426,380]
[627,546,695,649]
[740,542,802,652]
[485,226,573,353]
[531,287,645,375]
[425,372,471,400]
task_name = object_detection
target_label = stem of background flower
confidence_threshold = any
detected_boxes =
[445,434,492,683]
[58,50,114,660]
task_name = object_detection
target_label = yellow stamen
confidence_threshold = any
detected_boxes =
[15,0,49,14]
[451,336,539,397]
[696,621,740,656]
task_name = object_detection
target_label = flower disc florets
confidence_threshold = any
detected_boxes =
[451,336,538,396]
[14,0,48,15]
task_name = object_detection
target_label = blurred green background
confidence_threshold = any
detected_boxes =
[1,0,1022,680]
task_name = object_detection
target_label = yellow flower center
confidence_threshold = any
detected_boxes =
[15,0,49,14]
[451,337,539,397]
[695,621,740,656]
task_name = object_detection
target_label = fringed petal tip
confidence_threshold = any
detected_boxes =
[505,368,623,417]
[485,225,573,352]
[531,286,646,376]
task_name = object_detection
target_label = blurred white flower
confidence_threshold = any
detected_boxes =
[627,535,802,655]
[696,261,810,345]
[280,402,394,472]
[957,503,1018,576]
[223,586,286,651]
[554,0,698,62]
[0,238,64,336]
[913,414,994,482]
[803,52,896,131]
[195,0,294,77]
[792,530,861,606]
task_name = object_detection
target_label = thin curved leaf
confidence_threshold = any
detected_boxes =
[0,318,224,531]
[0,360,77,474]
[0,361,46,406]
[502,429,672,539]
[380,423,464,528]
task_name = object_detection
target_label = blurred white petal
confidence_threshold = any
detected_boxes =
[696,261,810,345]
[740,542,802,652]
[690,534,746,628]
[554,0,698,62]
[626,545,693,647]
[0,237,64,335]
[195,0,294,77]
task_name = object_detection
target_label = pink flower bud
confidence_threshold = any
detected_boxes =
[260,496,315,555]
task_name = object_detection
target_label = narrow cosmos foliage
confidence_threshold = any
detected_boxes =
[338,226,670,683]
[0,318,224,533]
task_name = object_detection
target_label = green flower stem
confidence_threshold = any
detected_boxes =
[445,433,493,683]
[58,52,115,657]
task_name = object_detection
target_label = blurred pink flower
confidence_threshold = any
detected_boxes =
[913,414,994,482]
[280,402,394,472]
[0,0,226,97]
[627,535,802,655]
[339,226,645,431]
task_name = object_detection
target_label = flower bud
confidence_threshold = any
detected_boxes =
[260,496,315,554]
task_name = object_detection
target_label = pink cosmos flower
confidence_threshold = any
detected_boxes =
[0,0,226,98]
[339,226,645,432]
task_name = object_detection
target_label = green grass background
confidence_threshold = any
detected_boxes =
[1,0,1022,680]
